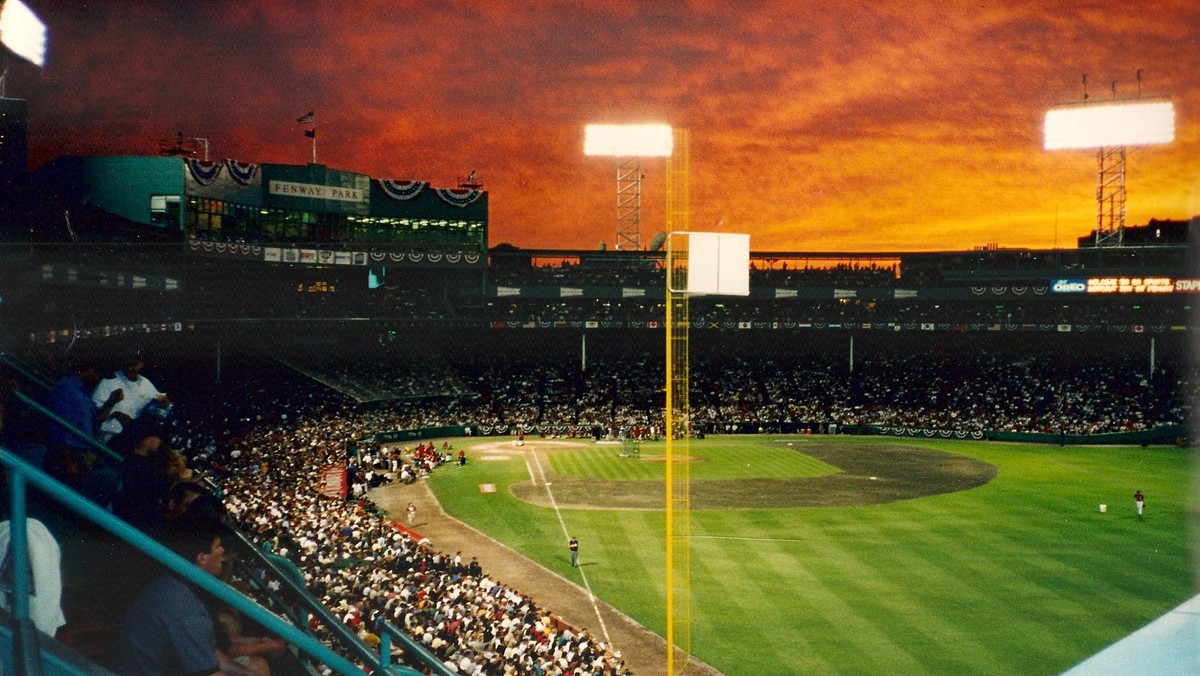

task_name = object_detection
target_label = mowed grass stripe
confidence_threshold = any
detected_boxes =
[850,502,1011,670]
[691,504,1015,674]
[435,436,1194,675]
[792,514,1000,674]
[689,515,878,675]
[879,462,1191,672]
[578,511,667,615]
[690,507,969,673]
[869,500,1086,672]
[546,439,839,481]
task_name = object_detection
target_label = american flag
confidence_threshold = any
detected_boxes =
[296,110,315,125]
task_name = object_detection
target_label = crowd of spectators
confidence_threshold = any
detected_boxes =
[2,332,1194,673]
[4,352,632,674]
[265,333,1194,437]
[14,288,1189,347]
[166,359,631,674]
[488,296,1188,328]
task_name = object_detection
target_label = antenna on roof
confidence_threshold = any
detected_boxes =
[458,170,483,189]
[648,231,667,252]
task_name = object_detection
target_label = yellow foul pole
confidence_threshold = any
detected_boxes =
[664,128,690,675]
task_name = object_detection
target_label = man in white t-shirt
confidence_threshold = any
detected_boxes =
[92,351,169,446]
[0,518,66,637]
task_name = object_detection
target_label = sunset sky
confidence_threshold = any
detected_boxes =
[10,1,1200,252]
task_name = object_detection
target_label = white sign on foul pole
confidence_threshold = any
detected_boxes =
[668,231,750,296]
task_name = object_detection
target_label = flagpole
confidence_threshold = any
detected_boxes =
[297,110,317,164]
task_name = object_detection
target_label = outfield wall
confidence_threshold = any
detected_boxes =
[372,422,1189,446]
[857,423,1189,446]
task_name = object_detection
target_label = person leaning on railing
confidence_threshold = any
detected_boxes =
[45,356,122,487]
[106,518,271,676]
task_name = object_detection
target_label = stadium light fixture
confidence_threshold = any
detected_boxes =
[1044,100,1175,150]
[0,0,47,69]
[584,123,674,157]
[584,123,674,251]
[1044,97,1174,248]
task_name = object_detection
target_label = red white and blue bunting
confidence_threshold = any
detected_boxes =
[226,160,259,185]
[186,158,259,186]
[435,188,483,208]
[367,251,482,265]
[970,286,1050,296]
[378,179,428,201]
[473,424,596,438]
[187,239,263,257]
[875,426,986,440]
[186,238,484,268]
[187,159,223,185]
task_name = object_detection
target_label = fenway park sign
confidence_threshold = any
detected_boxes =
[269,180,366,203]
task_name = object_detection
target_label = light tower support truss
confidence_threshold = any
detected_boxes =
[616,159,642,251]
[584,124,673,251]
[1094,147,1126,247]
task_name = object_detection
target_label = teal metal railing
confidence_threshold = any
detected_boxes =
[9,389,123,464]
[220,524,392,670]
[0,357,445,675]
[6,453,41,676]
[0,352,54,391]
[8,370,385,668]
[379,620,456,676]
[1,450,371,675]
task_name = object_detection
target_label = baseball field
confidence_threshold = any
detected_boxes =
[426,435,1194,675]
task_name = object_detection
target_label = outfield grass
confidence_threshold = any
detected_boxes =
[428,436,1194,675]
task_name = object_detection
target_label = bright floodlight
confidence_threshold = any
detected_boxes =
[0,0,47,68]
[1044,100,1174,150]
[584,124,673,157]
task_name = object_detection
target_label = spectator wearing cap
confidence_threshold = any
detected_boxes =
[92,350,170,452]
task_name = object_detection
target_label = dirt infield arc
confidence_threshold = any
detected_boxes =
[502,440,999,510]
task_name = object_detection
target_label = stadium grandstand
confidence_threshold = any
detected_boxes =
[0,143,1197,675]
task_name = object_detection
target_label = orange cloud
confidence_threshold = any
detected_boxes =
[17,1,1200,252]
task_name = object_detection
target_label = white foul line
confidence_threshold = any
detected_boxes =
[524,448,612,645]
[688,534,816,543]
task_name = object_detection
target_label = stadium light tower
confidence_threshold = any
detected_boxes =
[1044,97,1174,247]
[584,123,673,250]
[0,0,47,91]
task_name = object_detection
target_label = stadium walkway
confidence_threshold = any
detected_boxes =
[370,477,722,676]
[1062,593,1200,675]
